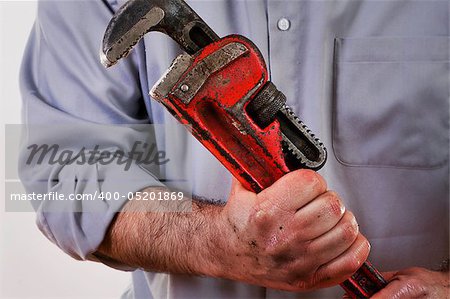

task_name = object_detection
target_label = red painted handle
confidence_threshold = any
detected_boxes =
[340,261,387,298]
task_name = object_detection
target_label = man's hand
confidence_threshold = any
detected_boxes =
[213,169,370,292]
[371,267,450,298]
[97,169,370,293]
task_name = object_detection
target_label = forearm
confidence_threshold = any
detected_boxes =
[97,171,370,292]
[97,187,225,276]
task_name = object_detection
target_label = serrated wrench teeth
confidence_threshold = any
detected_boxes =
[278,105,327,170]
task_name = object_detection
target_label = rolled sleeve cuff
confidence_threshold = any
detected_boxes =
[36,161,164,267]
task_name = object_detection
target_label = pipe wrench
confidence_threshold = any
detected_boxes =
[100,0,387,297]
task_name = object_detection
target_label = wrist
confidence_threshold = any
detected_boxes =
[193,203,238,279]
[184,200,229,277]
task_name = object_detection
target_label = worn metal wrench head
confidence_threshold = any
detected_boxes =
[101,0,219,67]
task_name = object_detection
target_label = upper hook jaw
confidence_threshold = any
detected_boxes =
[100,0,219,67]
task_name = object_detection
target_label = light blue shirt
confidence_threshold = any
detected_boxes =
[19,1,449,298]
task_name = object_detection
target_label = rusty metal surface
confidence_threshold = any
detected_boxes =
[172,42,248,104]
[101,0,219,67]
[150,54,193,101]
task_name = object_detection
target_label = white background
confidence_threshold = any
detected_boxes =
[0,1,131,298]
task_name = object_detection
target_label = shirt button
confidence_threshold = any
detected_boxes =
[277,18,291,31]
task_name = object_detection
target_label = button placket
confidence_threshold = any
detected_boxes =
[266,1,298,109]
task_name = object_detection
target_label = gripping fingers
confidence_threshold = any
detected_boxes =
[293,191,346,240]
[313,234,371,288]
[308,211,359,266]
[258,170,327,212]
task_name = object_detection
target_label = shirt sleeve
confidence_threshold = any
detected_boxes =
[18,0,164,264]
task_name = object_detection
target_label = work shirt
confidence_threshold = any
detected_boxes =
[19,0,449,298]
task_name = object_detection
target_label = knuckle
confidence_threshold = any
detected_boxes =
[294,169,327,191]
[248,210,274,238]
[346,255,363,274]
[341,225,358,245]
[253,209,268,225]
[250,204,271,227]
[311,171,327,192]
[362,238,371,255]
[323,192,344,217]
[354,238,371,264]
[345,244,369,274]
[341,215,359,243]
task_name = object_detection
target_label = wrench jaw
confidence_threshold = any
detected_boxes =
[150,54,193,101]
[148,36,327,190]
[101,0,218,67]
[245,81,327,171]
[278,105,327,171]
[101,5,165,67]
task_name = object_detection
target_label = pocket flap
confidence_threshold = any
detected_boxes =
[336,37,449,63]
[333,36,449,169]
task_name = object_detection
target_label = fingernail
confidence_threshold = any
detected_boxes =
[340,204,346,215]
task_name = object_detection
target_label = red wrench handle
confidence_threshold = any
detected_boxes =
[157,35,387,298]
[341,261,387,298]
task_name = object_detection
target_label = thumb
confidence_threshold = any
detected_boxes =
[228,177,255,201]
[230,177,243,192]
[371,271,404,299]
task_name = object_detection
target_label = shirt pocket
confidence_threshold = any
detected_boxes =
[332,37,449,169]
